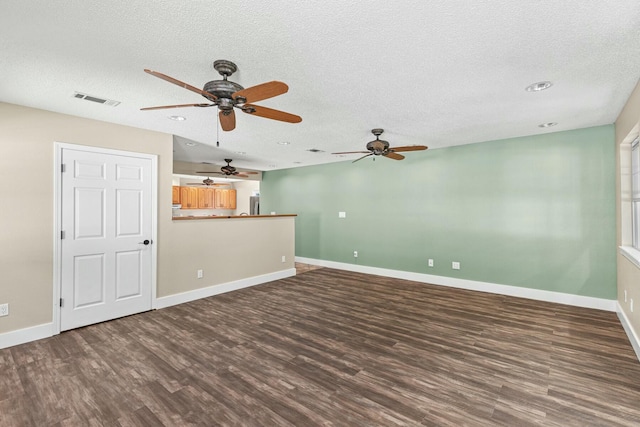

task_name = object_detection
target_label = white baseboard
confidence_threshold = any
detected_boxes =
[155,268,296,309]
[295,257,617,312]
[0,322,54,350]
[617,302,640,362]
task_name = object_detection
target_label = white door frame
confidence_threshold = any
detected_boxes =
[52,142,158,335]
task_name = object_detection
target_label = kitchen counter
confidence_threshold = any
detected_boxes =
[173,214,297,221]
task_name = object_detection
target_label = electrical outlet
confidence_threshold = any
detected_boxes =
[428,259,434,267]
[0,303,8,317]
[338,211,346,218]
[353,250,358,258]
[281,255,286,263]
[197,269,203,279]
[452,261,460,270]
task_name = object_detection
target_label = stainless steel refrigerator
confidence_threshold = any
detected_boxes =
[249,196,260,215]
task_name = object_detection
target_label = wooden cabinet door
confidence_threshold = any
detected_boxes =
[172,186,181,204]
[189,187,200,208]
[198,188,214,208]
[180,186,199,209]
[228,189,237,209]
[215,189,228,209]
[213,188,236,209]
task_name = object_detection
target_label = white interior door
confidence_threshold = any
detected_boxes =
[60,147,154,331]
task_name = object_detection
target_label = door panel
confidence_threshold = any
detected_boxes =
[116,189,142,236]
[115,250,142,299]
[73,254,105,307]
[61,147,153,331]
[75,188,105,239]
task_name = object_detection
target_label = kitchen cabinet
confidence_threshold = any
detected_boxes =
[175,186,235,209]
[228,189,236,209]
[215,188,237,209]
[179,186,199,209]
[198,187,215,209]
[172,186,181,204]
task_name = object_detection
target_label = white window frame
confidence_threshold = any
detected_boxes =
[621,135,640,269]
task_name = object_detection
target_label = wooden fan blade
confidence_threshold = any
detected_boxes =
[353,153,373,163]
[234,174,250,178]
[243,171,259,175]
[144,69,216,100]
[233,81,289,104]
[332,151,370,155]
[243,104,302,123]
[140,103,211,111]
[219,110,236,131]
[384,152,405,160]
[389,145,428,152]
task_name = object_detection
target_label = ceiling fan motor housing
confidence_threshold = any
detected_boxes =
[221,159,236,174]
[367,139,390,155]
[203,80,244,104]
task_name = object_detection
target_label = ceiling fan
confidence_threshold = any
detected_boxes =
[196,159,259,178]
[333,128,428,163]
[186,177,227,187]
[141,60,302,132]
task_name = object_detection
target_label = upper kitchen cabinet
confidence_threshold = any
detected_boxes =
[228,189,237,209]
[198,187,215,209]
[172,186,181,204]
[215,188,237,209]
[179,186,199,209]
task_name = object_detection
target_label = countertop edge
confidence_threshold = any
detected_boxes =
[173,214,297,221]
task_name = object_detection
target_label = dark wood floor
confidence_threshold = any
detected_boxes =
[2,268,640,426]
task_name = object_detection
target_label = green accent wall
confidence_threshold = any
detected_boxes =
[262,125,617,299]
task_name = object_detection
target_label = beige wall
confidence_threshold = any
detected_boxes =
[615,79,640,338]
[0,102,294,336]
[160,217,294,297]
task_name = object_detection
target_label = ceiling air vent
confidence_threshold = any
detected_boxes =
[73,92,120,107]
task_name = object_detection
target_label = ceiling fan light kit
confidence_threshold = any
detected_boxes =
[142,60,302,132]
[332,129,428,163]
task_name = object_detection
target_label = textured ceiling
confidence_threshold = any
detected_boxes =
[1,1,640,171]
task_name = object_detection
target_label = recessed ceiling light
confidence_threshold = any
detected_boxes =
[293,161,302,164]
[169,115,186,121]
[525,81,553,92]
[538,122,558,128]
[268,164,277,168]
[235,151,246,155]
[306,148,324,153]
[277,141,291,145]
[184,142,197,147]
